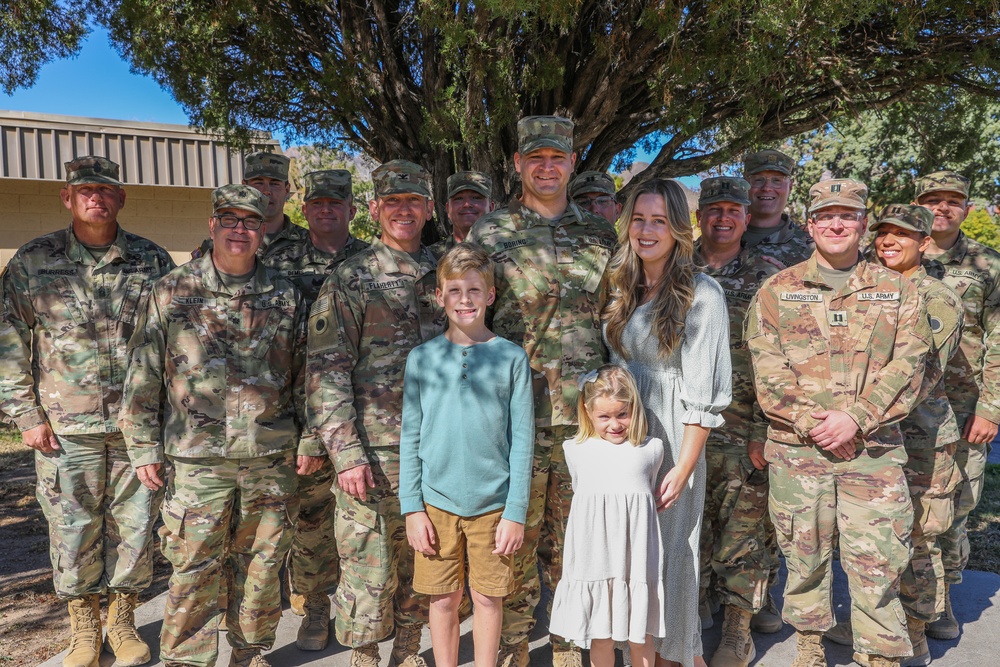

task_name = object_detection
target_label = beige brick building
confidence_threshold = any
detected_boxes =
[0,110,281,265]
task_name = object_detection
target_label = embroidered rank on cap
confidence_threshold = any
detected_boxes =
[780,292,823,302]
[828,310,848,326]
[857,292,899,301]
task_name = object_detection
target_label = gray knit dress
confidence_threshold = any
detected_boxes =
[607,272,732,665]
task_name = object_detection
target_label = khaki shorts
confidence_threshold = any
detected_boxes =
[413,505,514,597]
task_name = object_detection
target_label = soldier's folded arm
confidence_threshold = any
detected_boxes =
[305,279,368,472]
[119,287,168,468]
[0,261,49,431]
[846,281,932,435]
[975,276,1000,424]
[746,288,823,439]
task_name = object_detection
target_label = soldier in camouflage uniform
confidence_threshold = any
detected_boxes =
[692,177,781,667]
[265,170,369,650]
[430,171,494,257]
[742,149,813,270]
[306,160,444,667]
[570,170,622,225]
[468,116,617,667]
[912,171,1000,641]
[192,151,310,261]
[120,185,323,667]
[747,179,931,667]
[0,156,174,667]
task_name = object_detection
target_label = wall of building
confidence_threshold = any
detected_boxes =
[0,179,215,266]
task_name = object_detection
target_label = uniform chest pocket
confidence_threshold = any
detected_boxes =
[114,274,155,326]
[248,304,295,360]
[576,243,612,294]
[31,277,91,337]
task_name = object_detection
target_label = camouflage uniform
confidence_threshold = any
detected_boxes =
[430,171,492,258]
[747,180,931,658]
[0,157,174,599]
[267,170,369,603]
[741,150,813,270]
[921,199,1000,584]
[695,231,781,614]
[468,117,616,651]
[120,185,313,667]
[306,162,444,648]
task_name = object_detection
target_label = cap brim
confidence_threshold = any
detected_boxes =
[916,185,969,198]
[69,175,123,186]
[305,191,352,202]
[699,194,751,207]
[572,185,615,198]
[745,165,792,176]
[448,184,490,199]
[868,218,927,235]
[216,203,267,217]
[376,186,432,199]
[810,199,866,213]
[519,139,572,156]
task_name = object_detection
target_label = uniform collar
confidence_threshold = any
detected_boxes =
[370,237,436,279]
[305,235,361,266]
[802,252,876,295]
[743,213,797,247]
[66,222,130,266]
[695,238,745,277]
[931,231,969,264]
[508,196,587,229]
[199,252,274,296]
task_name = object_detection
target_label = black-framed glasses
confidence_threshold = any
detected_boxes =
[214,214,264,231]
[576,195,615,207]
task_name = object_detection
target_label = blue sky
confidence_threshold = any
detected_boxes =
[2,26,688,181]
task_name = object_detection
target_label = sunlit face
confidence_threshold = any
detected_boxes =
[209,207,264,262]
[697,200,749,250]
[369,193,433,253]
[514,148,576,203]
[445,190,491,240]
[61,183,126,227]
[588,396,632,445]
[575,192,621,224]
[436,271,495,329]
[244,176,290,221]
[747,170,792,220]
[874,223,930,275]
[628,193,676,270]
[303,196,356,242]
[808,205,866,262]
[915,191,971,236]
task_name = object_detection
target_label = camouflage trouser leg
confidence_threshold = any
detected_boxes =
[699,449,774,613]
[159,453,298,667]
[502,425,575,649]
[332,448,427,648]
[900,445,960,622]
[939,414,989,584]
[35,432,160,598]
[767,441,913,658]
[289,458,340,597]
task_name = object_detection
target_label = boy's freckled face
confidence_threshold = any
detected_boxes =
[436,271,495,327]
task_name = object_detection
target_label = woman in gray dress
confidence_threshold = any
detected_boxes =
[603,179,732,667]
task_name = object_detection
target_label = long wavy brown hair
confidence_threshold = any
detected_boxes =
[603,178,697,360]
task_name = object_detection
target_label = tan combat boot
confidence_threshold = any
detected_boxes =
[867,656,901,667]
[230,648,270,667]
[349,643,381,667]
[903,616,931,667]
[552,645,582,667]
[390,623,428,667]
[749,594,783,634]
[925,582,958,640]
[289,592,306,616]
[710,605,756,667]
[106,590,151,666]
[791,630,826,667]
[295,593,331,651]
[496,640,529,667]
[64,595,102,667]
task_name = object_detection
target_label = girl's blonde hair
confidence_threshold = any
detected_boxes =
[575,364,648,446]
[603,178,698,360]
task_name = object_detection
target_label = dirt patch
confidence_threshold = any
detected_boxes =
[0,426,170,667]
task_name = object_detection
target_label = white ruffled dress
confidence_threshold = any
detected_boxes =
[549,435,667,648]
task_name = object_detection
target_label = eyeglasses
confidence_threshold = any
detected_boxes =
[576,195,615,207]
[214,214,264,231]
[811,211,864,227]
[749,175,789,188]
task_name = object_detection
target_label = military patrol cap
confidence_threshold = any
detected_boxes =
[212,184,269,217]
[65,156,123,186]
[517,115,574,156]
[303,169,352,201]
[372,160,433,198]
[869,204,933,236]
[699,176,751,207]
[243,151,291,182]
[447,171,491,199]
[914,170,970,199]
[743,149,795,177]
[570,171,616,198]
[809,178,868,213]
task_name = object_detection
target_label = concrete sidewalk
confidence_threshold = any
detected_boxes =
[40,563,1000,667]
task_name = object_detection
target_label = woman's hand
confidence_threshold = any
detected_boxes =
[657,465,691,511]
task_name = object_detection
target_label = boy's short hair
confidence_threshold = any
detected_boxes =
[437,242,495,290]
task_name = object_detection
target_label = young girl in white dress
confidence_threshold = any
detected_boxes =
[549,364,667,667]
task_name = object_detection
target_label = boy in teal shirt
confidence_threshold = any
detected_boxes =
[400,243,534,667]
